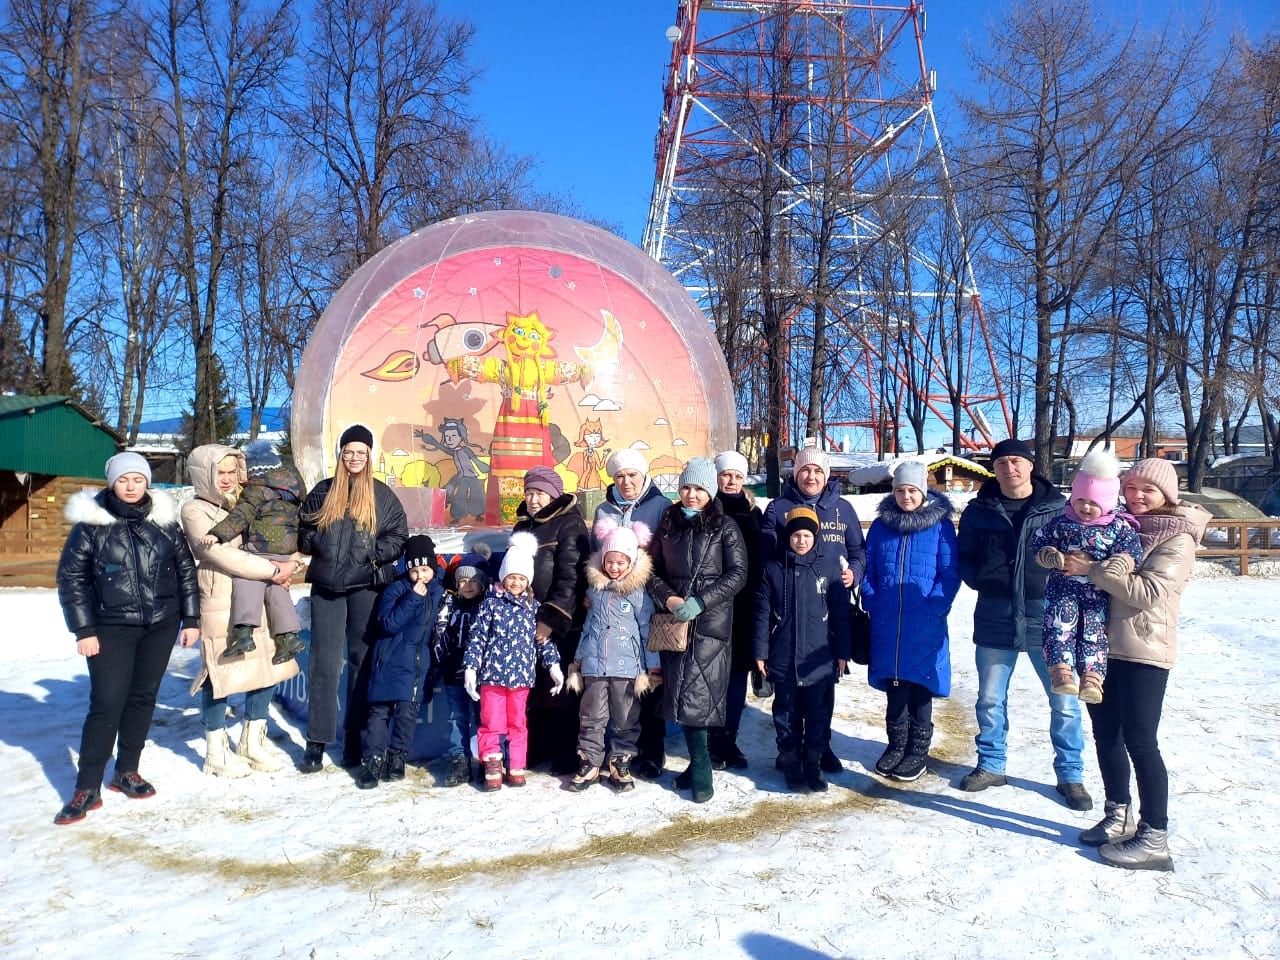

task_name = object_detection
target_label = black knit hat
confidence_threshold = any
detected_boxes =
[990,438,1035,463]
[404,535,437,571]
[339,423,375,452]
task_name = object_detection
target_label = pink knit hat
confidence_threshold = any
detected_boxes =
[1123,458,1180,506]
[1070,449,1122,513]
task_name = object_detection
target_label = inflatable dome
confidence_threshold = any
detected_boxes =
[292,210,736,529]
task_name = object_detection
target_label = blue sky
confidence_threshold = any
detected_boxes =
[438,0,1277,245]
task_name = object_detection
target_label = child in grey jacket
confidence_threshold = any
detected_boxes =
[567,519,658,792]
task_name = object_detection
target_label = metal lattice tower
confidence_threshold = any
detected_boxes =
[643,0,1010,454]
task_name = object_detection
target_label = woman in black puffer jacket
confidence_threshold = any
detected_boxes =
[297,424,408,773]
[648,458,748,802]
[54,453,200,825]
[512,465,590,773]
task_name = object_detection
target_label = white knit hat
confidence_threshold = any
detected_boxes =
[714,450,749,477]
[793,447,830,476]
[499,531,538,582]
[606,448,649,478]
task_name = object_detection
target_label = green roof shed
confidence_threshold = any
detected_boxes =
[0,396,123,478]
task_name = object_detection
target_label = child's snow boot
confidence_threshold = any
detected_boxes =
[1049,662,1079,696]
[384,749,406,781]
[482,753,504,792]
[890,721,934,781]
[571,753,599,791]
[224,624,256,656]
[804,751,829,793]
[779,751,807,792]
[356,753,384,789]
[444,755,470,787]
[1078,671,1104,704]
[875,720,910,776]
[271,631,305,665]
[608,755,635,792]
[504,768,527,787]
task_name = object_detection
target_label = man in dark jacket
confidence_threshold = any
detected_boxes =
[956,438,1092,810]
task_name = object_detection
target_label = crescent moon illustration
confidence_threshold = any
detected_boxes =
[574,309,623,366]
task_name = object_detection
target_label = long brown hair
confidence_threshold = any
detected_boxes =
[307,457,378,532]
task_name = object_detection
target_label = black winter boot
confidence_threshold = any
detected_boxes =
[299,740,325,774]
[224,624,256,656]
[721,732,748,769]
[707,729,729,771]
[384,750,406,781]
[778,751,807,792]
[271,631,305,664]
[875,720,910,776]
[804,751,829,792]
[444,755,470,787]
[685,726,714,803]
[819,745,843,773]
[890,721,933,781]
[356,753,384,790]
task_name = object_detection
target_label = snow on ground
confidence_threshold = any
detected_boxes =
[1,575,1278,959]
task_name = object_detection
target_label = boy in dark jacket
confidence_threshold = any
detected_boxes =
[357,535,442,789]
[431,551,490,786]
[200,440,306,664]
[753,507,851,792]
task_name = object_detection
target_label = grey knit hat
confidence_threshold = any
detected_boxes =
[678,457,718,495]
[893,460,929,492]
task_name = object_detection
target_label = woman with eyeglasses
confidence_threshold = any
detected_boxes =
[297,424,408,773]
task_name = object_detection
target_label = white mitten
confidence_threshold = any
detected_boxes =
[463,668,480,702]
[565,661,583,695]
[548,663,565,696]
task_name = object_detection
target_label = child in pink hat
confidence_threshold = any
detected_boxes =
[1033,450,1143,702]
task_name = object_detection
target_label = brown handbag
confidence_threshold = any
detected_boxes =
[646,611,690,653]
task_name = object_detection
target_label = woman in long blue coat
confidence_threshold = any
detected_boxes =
[861,461,960,781]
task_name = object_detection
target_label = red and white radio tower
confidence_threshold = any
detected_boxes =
[642,0,1010,454]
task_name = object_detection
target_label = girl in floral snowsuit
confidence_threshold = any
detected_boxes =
[1034,450,1142,704]
[462,532,565,790]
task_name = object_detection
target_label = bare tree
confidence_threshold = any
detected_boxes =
[296,0,474,269]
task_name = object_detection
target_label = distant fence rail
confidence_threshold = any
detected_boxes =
[1195,519,1280,576]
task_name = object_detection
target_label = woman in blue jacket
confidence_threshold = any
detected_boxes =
[861,461,960,781]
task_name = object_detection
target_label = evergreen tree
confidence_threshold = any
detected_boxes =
[179,354,238,452]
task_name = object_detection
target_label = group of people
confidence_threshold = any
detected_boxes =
[51,427,1207,872]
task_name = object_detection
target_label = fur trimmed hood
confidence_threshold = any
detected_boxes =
[585,547,652,594]
[874,490,954,534]
[65,488,181,528]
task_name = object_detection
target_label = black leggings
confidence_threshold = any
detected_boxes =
[1086,659,1170,829]
[886,679,933,727]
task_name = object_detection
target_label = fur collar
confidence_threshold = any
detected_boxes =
[585,548,652,593]
[64,488,180,527]
[874,491,955,534]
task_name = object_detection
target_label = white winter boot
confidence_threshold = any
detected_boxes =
[237,719,287,772]
[204,730,252,778]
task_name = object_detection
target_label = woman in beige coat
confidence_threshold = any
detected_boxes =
[181,445,303,776]
[1062,457,1209,872]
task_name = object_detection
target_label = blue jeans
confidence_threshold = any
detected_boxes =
[974,645,1084,782]
[201,681,273,732]
[443,684,479,759]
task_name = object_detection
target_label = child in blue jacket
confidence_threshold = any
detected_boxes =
[753,506,851,792]
[357,535,442,789]
[566,518,658,793]
[861,461,961,782]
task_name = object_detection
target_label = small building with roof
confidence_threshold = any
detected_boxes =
[844,452,994,495]
[0,396,124,568]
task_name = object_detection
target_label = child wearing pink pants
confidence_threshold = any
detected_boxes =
[462,532,564,789]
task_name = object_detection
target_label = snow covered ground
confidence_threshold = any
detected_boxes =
[1,574,1278,959]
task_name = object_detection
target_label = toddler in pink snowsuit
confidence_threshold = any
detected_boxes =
[1034,449,1142,704]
